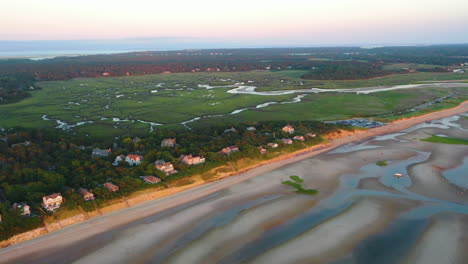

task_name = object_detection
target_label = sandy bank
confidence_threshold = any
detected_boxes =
[403,214,464,264]
[249,198,404,264]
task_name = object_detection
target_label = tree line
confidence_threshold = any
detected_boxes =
[0,120,350,240]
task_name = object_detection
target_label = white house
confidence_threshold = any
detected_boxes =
[180,154,206,165]
[13,202,31,216]
[126,154,143,166]
[267,142,279,148]
[113,155,126,166]
[91,148,111,158]
[155,161,178,175]
[42,193,63,211]
[161,138,176,148]
[113,154,143,166]
[282,125,295,134]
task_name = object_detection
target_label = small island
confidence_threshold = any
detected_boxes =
[282,175,319,195]
[376,160,388,166]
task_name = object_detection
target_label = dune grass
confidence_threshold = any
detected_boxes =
[282,175,318,195]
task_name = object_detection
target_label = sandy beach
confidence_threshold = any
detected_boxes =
[0,101,467,264]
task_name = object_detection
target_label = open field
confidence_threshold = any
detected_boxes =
[0,70,467,138]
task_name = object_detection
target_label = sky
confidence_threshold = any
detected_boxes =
[1,0,468,49]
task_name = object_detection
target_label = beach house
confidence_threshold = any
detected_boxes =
[282,125,295,134]
[42,193,63,211]
[281,138,293,145]
[126,154,143,166]
[218,145,239,155]
[179,154,206,165]
[267,142,279,148]
[91,148,111,158]
[293,135,305,141]
[112,154,126,166]
[13,202,31,216]
[161,138,176,148]
[79,188,95,201]
[113,154,143,166]
[104,182,119,192]
[155,161,177,175]
[143,175,161,184]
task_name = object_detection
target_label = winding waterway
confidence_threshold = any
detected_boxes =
[40,82,468,131]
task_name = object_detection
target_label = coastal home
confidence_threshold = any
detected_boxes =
[112,154,126,166]
[246,126,256,131]
[453,69,465,73]
[154,161,178,176]
[42,193,63,211]
[281,138,293,145]
[143,175,161,184]
[113,154,143,166]
[293,135,305,142]
[305,133,317,138]
[0,214,2,223]
[179,154,206,165]
[161,138,176,148]
[224,127,237,134]
[218,145,239,156]
[79,188,95,201]
[104,182,119,192]
[133,137,141,143]
[13,202,31,216]
[126,154,143,166]
[11,141,32,148]
[267,142,279,148]
[259,146,267,154]
[282,125,295,134]
[91,148,111,158]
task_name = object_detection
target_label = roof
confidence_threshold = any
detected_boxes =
[179,154,192,159]
[13,202,29,208]
[104,182,118,189]
[220,145,239,154]
[79,188,93,196]
[155,162,173,168]
[144,176,161,183]
[44,193,62,200]
[127,154,143,160]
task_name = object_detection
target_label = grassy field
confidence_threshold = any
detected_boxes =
[421,135,468,145]
[0,70,466,138]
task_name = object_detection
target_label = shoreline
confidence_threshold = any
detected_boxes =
[0,100,467,254]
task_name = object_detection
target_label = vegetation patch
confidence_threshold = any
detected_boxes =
[421,135,468,145]
[282,175,318,195]
[376,160,388,166]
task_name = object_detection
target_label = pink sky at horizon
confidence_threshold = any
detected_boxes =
[2,0,468,45]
